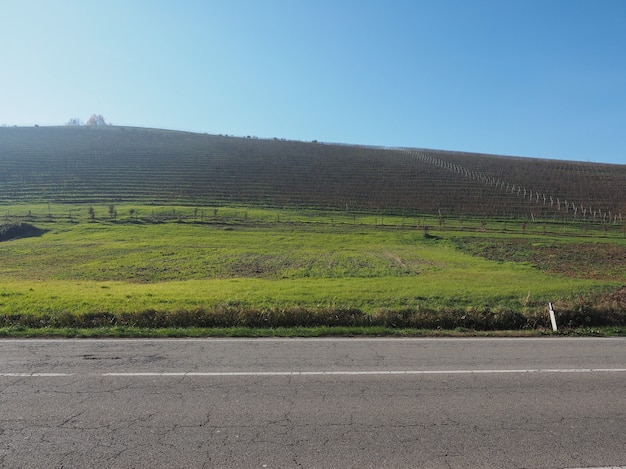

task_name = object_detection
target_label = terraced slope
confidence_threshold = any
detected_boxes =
[1,125,625,219]
[419,149,626,221]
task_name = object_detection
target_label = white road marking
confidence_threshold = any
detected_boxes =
[0,373,73,377]
[567,467,626,469]
[3,368,626,377]
[101,368,626,377]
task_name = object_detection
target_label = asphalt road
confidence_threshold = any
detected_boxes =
[1,337,625,468]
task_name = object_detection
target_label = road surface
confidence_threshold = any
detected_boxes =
[1,337,625,468]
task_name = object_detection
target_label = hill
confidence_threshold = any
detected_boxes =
[1,125,625,220]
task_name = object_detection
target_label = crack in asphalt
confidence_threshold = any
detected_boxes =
[1,339,626,468]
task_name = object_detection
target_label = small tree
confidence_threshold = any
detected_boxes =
[88,206,95,221]
[66,117,82,126]
[86,114,107,126]
[108,204,117,220]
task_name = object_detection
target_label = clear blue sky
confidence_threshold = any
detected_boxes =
[2,1,625,164]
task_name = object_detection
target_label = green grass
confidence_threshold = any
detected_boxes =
[1,205,623,336]
[2,126,625,336]
[0,272,602,316]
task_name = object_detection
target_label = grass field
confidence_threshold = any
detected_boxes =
[1,126,626,335]
[1,203,624,334]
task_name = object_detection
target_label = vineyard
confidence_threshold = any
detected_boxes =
[1,125,625,221]
[2,125,626,334]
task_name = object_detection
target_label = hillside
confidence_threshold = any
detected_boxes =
[1,125,625,220]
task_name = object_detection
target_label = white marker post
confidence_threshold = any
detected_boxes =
[548,302,558,331]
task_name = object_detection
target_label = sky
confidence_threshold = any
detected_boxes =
[1,1,625,164]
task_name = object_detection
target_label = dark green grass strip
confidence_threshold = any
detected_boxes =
[1,303,625,333]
